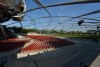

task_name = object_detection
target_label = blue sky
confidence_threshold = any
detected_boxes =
[3,0,100,32]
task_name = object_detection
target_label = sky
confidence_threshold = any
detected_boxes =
[2,0,100,32]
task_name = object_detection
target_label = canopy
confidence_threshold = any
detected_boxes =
[0,0,26,23]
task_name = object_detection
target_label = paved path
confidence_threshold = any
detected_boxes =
[90,54,100,67]
[62,42,100,67]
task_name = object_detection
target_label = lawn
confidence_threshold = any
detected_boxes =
[52,34,100,39]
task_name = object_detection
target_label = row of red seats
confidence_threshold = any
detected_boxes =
[26,35,55,41]
[0,38,29,43]
[0,40,27,52]
[22,40,53,51]
[22,36,74,52]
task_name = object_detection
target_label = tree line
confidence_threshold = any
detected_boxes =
[8,26,100,34]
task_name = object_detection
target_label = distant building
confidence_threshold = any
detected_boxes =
[87,30,100,33]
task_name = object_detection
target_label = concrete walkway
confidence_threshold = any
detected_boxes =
[90,54,100,67]
[62,42,100,67]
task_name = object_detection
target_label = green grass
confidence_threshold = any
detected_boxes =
[52,34,100,39]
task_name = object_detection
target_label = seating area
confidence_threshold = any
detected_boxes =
[0,35,74,53]
[26,35,54,41]
[21,35,74,52]
[0,38,28,52]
